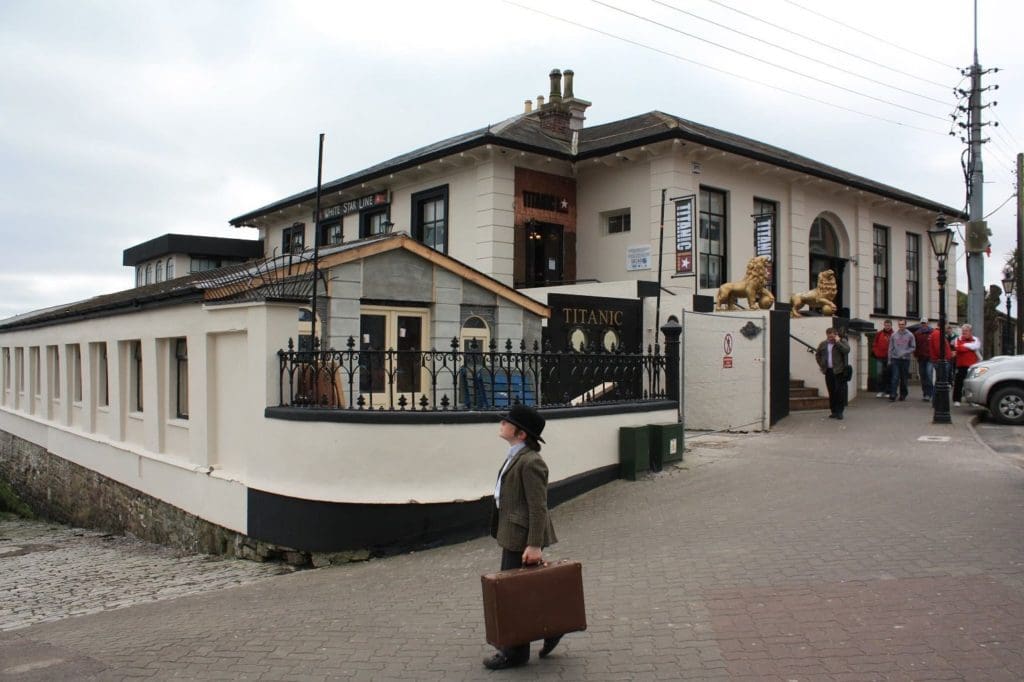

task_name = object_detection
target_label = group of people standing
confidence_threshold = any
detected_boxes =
[871,318,982,406]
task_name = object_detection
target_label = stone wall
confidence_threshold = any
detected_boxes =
[0,428,303,564]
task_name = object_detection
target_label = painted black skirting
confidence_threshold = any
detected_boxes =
[246,463,620,554]
[265,400,676,424]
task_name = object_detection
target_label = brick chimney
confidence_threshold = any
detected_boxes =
[532,68,590,138]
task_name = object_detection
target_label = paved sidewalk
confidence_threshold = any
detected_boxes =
[1,395,1023,680]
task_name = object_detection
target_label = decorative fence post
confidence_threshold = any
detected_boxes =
[661,317,682,403]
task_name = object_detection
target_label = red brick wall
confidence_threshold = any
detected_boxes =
[514,168,577,285]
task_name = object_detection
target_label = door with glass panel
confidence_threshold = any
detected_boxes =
[359,308,428,408]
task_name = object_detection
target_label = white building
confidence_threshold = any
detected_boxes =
[0,68,961,561]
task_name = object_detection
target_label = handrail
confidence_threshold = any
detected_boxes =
[790,333,817,354]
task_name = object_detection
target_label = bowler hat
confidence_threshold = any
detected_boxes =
[500,404,546,443]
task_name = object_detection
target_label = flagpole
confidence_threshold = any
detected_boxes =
[310,133,325,351]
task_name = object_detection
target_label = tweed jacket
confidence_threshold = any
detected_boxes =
[815,338,850,375]
[490,447,557,552]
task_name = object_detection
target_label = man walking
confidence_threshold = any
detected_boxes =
[888,319,916,402]
[913,319,934,401]
[872,320,893,398]
[816,327,850,420]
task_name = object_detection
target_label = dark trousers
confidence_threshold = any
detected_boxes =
[889,358,910,399]
[825,368,847,417]
[918,359,934,399]
[953,366,969,402]
[499,549,531,661]
[875,357,890,393]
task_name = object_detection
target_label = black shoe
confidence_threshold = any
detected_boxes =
[539,635,563,658]
[828,413,837,419]
[898,396,906,401]
[483,652,528,670]
[835,414,844,420]
[889,396,896,402]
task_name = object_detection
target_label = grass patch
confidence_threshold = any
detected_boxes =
[0,478,34,519]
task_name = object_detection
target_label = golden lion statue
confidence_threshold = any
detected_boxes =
[715,255,775,311]
[790,269,838,317]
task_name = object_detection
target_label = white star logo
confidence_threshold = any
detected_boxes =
[560,198,568,210]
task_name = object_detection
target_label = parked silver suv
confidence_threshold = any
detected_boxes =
[962,355,1024,425]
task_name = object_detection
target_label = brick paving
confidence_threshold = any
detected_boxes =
[1,396,1022,680]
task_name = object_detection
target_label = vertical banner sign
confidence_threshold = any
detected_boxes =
[674,196,695,275]
[753,212,774,287]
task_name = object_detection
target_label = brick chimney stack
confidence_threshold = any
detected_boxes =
[533,68,590,138]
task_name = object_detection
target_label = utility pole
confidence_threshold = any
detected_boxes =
[962,0,997,348]
[1017,153,1023,354]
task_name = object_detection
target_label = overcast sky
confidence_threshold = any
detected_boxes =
[1,0,1020,320]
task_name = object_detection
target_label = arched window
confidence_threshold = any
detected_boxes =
[166,258,175,279]
[807,215,846,312]
[809,217,839,256]
[145,264,152,284]
[155,261,163,282]
[460,316,490,353]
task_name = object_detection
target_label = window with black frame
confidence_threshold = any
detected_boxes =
[411,186,448,253]
[319,220,343,246]
[174,338,188,419]
[361,208,390,238]
[906,233,920,318]
[282,223,305,254]
[874,225,890,314]
[699,187,727,289]
[131,340,143,412]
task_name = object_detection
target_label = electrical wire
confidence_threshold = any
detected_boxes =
[700,0,952,91]
[647,0,949,105]
[992,115,1022,151]
[589,0,950,122]
[983,192,1017,220]
[782,0,957,70]
[501,0,949,136]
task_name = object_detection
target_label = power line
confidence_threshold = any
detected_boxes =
[589,0,950,122]
[983,192,1017,220]
[782,0,958,70]
[650,0,948,105]
[700,0,952,91]
[502,1,949,136]
[992,115,1022,150]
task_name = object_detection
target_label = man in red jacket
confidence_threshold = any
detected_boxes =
[952,324,981,406]
[872,319,894,398]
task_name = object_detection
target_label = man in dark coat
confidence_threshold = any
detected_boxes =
[484,405,560,670]
[816,327,851,420]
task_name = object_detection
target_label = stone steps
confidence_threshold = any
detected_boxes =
[789,379,830,411]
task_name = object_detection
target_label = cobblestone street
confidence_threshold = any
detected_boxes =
[0,519,292,633]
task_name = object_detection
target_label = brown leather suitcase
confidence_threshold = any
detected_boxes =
[481,560,587,648]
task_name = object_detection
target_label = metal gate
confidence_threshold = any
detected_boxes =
[769,309,790,425]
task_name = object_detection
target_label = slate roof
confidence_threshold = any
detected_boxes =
[0,233,549,331]
[230,110,964,226]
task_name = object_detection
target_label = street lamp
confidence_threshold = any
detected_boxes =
[1002,268,1015,356]
[928,215,954,424]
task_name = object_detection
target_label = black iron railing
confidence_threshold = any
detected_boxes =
[277,337,667,411]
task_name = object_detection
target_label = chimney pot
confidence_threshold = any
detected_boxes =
[537,95,545,108]
[524,99,533,113]
[563,69,575,98]
[548,68,562,105]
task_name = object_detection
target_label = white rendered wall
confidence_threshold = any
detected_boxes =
[681,309,768,432]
